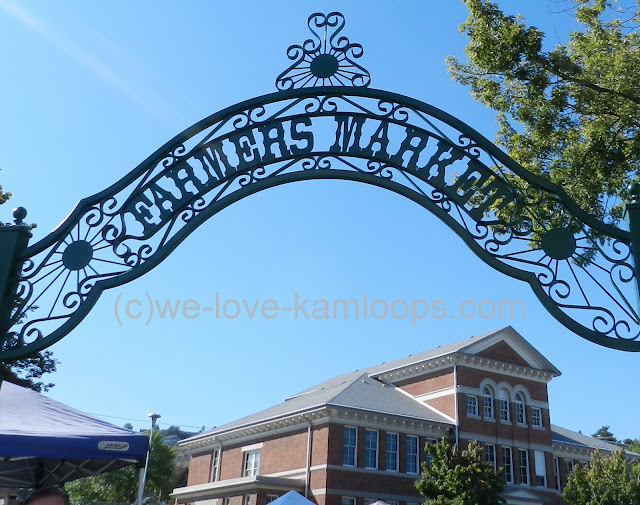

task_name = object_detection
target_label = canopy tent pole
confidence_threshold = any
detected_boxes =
[136,413,160,505]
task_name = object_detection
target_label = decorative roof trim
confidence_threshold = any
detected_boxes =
[180,405,454,455]
[373,352,555,385]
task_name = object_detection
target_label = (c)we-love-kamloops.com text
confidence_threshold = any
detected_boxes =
[113,292,525,326]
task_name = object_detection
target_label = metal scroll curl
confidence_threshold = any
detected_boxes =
[2,87,639,360]
[276,12,370,90]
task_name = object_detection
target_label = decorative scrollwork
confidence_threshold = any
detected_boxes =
[2,86,639,360]
[276,12,371,90]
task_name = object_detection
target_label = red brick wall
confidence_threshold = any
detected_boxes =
[186,453,212,486]
[456,366,549,402]
[261,429,308,474]
[395,368,453,395]
[475,341,531,367]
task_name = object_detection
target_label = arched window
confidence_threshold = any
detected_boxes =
[515,392,526,425]
[499,388,510,422]
[483,386,494,419]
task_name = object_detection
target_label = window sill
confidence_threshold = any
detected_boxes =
[484,417,496,423]
[500,420,511,425]
[532,424,544,430]
[516,423,528,428]
[467,414,481,419]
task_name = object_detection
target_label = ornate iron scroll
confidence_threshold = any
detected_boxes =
[276,12,370,90]
[1,86,638,360]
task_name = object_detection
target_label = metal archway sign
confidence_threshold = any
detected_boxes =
[2,12,640,360]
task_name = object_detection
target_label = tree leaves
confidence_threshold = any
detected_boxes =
[563,449,640,505]
[449,0,640,225]
[415,439,505,505]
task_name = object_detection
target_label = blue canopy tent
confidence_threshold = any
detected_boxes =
[0,381,149,489]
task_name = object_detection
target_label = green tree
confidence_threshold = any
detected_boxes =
[0,175,58,392]
[448,0,640,225]
[563,449,640,505]
[67,430,177,505]
[592,425,617,442]
[415,439,505,505]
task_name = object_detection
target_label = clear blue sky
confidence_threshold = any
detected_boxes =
[1,0,637,441]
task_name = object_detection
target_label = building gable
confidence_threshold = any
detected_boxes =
[474,340,531,367]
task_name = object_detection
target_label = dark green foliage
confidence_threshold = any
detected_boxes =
[563,449,640,505]
[415,439,505,505]
[448,0,640,225]
[592,425,617,442]
[66,430,177,505]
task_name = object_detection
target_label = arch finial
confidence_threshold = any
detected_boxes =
[275,12,371,90]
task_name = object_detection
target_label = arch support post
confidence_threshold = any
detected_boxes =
[0,208,32,377]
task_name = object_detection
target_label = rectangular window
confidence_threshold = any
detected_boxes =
[519,449,529,485]
[386,432,399,471]
[554,457,561,490]
[425,438,437,467]
[535,451,547,487]
[341,498,356,505]
[406,435,419,474]
[565,459,574,477]
[364,429,378,469]
[516,403,526,425]
[210,448,220,482]
[266,496,279,504]
[243,450,260,477]
[499,399,509,422]
[485,444,496,471]
[483,395,493,419]
[503,447,513,483]
[466,395,478,416]
[343,426,357,466]
[223,499,230,505]
[243,496,251,505]
[531,407,542,427]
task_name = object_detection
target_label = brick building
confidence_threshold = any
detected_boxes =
[172,326,636,505]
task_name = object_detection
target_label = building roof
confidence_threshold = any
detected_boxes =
[551,424,640,456]
[184,326,561,446]
[192,372,452,439]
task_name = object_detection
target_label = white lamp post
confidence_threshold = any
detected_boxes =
[136,413,161,505]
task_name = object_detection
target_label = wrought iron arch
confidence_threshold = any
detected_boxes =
[2,12,640,360]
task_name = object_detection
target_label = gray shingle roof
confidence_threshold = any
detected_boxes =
[196,372,452,438]
[551,424,640,457]
[186,326,558,443]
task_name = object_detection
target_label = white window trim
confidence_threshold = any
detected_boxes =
[385,432,399,472]
[483,387,494,420]
[503,447,513,484]
[515,394,527,426]
[241,442,263,452]
[518,449,530,485]
[466,395,479,418]
[531,407,543,429]
[364,429,378,469]
[554,457,561,491]
[534,450,547,487]
[210,448,220,482]
[343,426,357,467]
[406,435,419,475]
[243,449,260,477]
[485,443,496,472]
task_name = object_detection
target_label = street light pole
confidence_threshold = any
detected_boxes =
[136,413,161,505]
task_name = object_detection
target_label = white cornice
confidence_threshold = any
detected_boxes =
[453,353,554,383]
[373,352,555,386]
[373,357,454,382]
[180,405,455,455]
